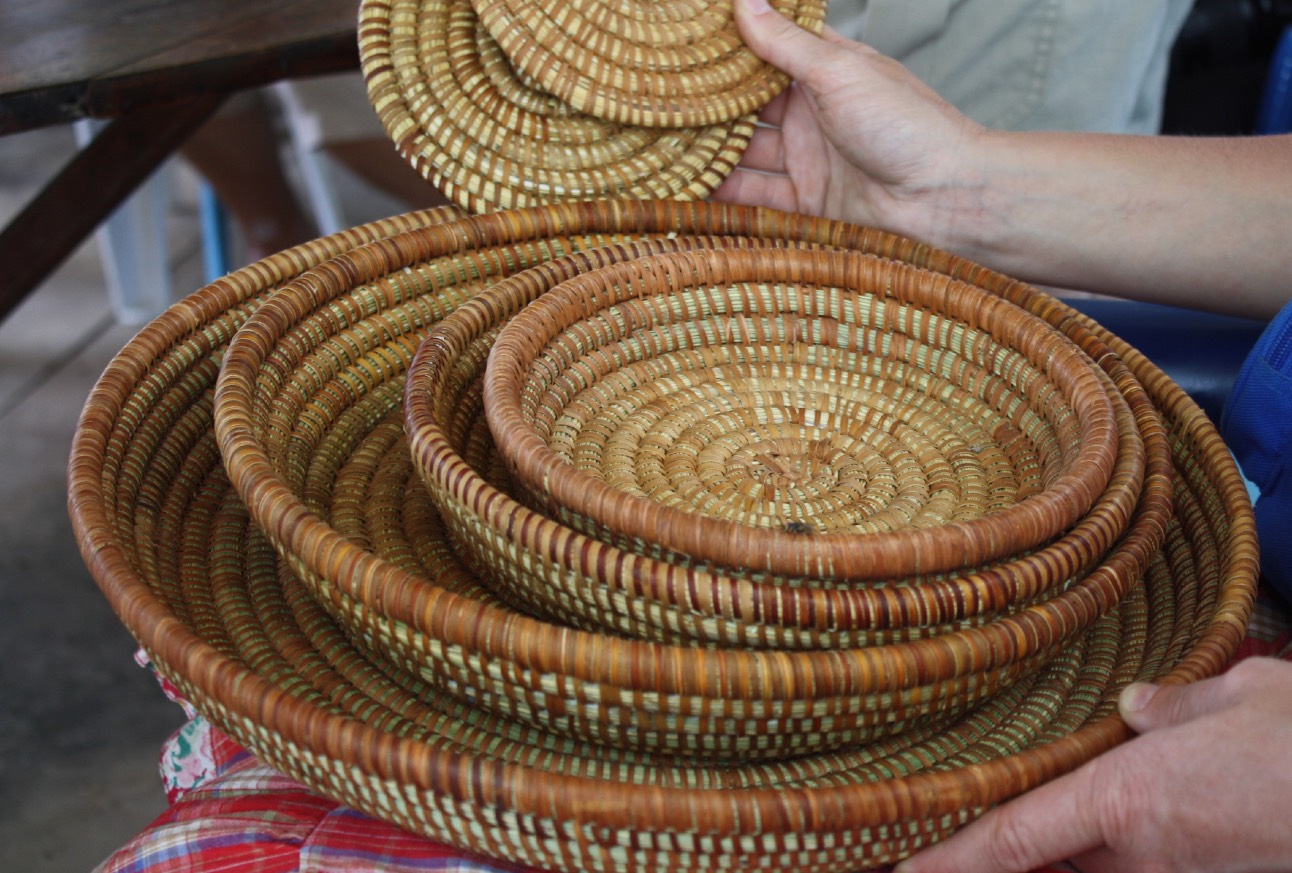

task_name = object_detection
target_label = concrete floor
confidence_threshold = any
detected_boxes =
[0,125,192,871]
[0,120,413,871]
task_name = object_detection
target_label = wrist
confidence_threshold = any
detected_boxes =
[868,120,1004,265]
[914,125,1012,266]
[904,127,1110,291]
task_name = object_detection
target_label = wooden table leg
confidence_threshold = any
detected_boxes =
[0,96,223,325]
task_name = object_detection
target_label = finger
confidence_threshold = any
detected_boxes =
[1068,844,1141,873]
[893,764,1107,873]
[734,0,847,85]
[756,88,790,128]
[737,125,786,173]
[1118,676,1234,734]
[709,167,800,214]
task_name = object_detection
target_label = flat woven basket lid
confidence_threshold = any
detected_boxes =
[68,202,1259,873]
[471,0,828,127]
[361,0,756,212]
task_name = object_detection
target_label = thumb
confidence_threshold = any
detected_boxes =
[734,0,843,85]
[1118,675,1235,733]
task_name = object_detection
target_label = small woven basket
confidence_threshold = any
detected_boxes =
[69,203,1257,873]
[482,245,1122,580]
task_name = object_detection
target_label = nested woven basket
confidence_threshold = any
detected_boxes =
[443,244,1170,653]
[212,202,1168,758]
[482,245,1122,580]
[361,0,758,212]
[69,202,1257,873]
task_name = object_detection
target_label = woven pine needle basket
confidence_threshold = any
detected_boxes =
[360,0,756,213]
[68,201,1256,873]
[440,243,1173,655]
[459,244,1176,653]
[213,201,1166,758]
[471,0,828,128]
[482,246,1123,580]
[211,209,1028,756]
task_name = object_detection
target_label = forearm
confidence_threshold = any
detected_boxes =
[941,131,1292,320]
[725,0,1290,320]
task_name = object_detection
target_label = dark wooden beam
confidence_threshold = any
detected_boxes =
[0,0,359,134]
[0,96,222,324]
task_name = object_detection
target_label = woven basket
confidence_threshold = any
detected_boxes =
[482,245,1122,580]
[471,0,828,128]
[361,0,757,212]
[69,204,1256,873]
[210,202,1170,758]
[454,244,1172,650]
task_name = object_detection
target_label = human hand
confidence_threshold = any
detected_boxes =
[714,0,986,247]
[894,657,1292,873]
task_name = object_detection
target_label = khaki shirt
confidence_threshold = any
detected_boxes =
[828,0,1193,133]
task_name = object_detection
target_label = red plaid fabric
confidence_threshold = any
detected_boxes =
[96,747,537,873]
[97,589,1292,873]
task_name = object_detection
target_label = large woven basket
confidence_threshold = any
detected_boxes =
[69,202,1256,873]
[210,210,1018,756]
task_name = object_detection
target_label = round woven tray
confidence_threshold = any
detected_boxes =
[471,0,828,127]
[482,245,1121,580]
[69,206,1256,873]
[360,0,756,212]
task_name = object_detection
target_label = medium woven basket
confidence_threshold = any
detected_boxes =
[436,242,1170,654]
[69,201,1256,873]
[361,0,757,212]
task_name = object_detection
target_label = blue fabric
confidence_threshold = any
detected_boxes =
[1257,24,1292,135]
[1222,301,1292,599]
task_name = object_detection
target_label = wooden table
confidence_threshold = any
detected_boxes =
[0,0,362,324]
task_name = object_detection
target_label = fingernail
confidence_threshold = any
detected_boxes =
[1121,682,1158,713]
[742,0,774,15]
